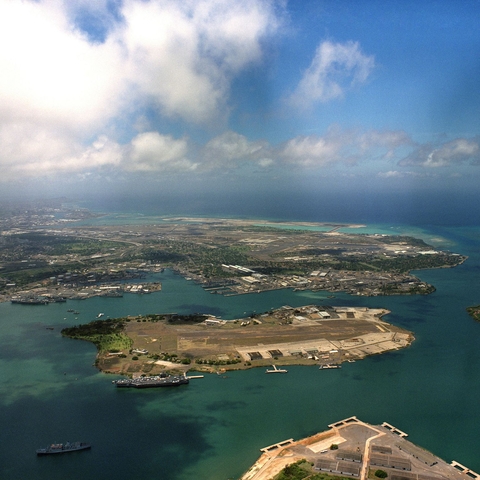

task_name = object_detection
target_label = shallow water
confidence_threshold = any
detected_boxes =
[1,224,480,479]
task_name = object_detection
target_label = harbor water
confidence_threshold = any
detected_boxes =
[1,223,480,479]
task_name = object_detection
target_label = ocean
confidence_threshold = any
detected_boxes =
[1,211,480,479]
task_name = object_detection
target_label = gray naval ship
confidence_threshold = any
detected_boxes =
[36,442,91,455]
[112,373,189,388]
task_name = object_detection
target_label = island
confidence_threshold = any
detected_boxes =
[240,416,479,480]
[61,304,414,376]
[0,202,467,302]
[466,305,480,322]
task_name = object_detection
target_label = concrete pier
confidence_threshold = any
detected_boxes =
[381,421,408,437]
[240,418,476,480]
[260,439,294,452]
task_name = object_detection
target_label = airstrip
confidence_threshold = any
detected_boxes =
[97,305,413,375]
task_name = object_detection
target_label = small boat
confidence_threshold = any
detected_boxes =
[265,365,288,374]
[36,442,91,455]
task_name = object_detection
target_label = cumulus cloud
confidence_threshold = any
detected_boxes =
[278,134,346,167]
[120,0,281,123]
[0,0,125,135]
[0,0,281,180]
[0,125,194,179]
[399,138,480,167]
[289,40,375,107]
[201,131,270,168]
[358,130,413,158]
[277,128,410,167]
[127,132,194,172]
[0,126,123,179]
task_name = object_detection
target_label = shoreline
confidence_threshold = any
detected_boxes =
[240,416,479,480]
[61,305,415,377]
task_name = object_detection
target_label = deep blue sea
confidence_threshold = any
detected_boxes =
[1,205,480,479]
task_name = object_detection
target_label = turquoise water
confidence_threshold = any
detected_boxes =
[1,224,480,479]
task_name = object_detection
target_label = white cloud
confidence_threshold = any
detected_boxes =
[290,40,375,107]
[277,128,410,168]
[201,131,269,168]
[0,0,125,135]
[0,0,281,180]
[127,132,194,172]
[399,138,480,167]
[377,170,403,178]
[120,0,281,123]
[376,170,429,178]
[0,125,124,179]
[358,130,412,157]
[279,134,345,167]
[0,124,194,178]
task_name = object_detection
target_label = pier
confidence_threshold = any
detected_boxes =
[240,418,476,480]
[381,421,408,437]
[452,461,480,479]
[260,439,294,453]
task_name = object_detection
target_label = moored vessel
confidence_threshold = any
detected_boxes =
[112,373,189,388]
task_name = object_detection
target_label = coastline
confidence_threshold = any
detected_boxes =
[240,416,479,480]
[61,305,415,377]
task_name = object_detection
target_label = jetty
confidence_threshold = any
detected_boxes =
[265,365,288,374]
[240,416,478,480]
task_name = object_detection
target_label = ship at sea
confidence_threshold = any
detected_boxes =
[112,373,189,388]
[36,442,91,456]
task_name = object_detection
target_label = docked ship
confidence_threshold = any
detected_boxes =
[36,442,91,455]
[265,365,288,374]
[319,364,341,369]
[112,373,189,388]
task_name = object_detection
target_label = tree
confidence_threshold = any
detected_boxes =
[375,470,388,478]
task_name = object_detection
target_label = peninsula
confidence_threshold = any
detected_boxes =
[61,304,414,376]
[240,416,479,480]
[0,202,467,302]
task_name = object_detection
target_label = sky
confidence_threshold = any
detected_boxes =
[1,0,480,217]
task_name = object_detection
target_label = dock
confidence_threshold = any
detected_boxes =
[240,417,478,480]
[260,439,294,453]
[381,421,408,437]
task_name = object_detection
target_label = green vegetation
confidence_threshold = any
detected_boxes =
[1,232,124,257]
[273,459,351,480]
[267,252,463,275]
[0,211,465,299]
[273,460,310,480]
[466,305,480,322]
[330,444,339,450]
[166,314,210,324]
[141,241,249,278]
[3,263,80,288]
[61,318,132,353]
[375,470,388,478]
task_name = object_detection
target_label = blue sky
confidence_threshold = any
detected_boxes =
[0,0,479,210]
